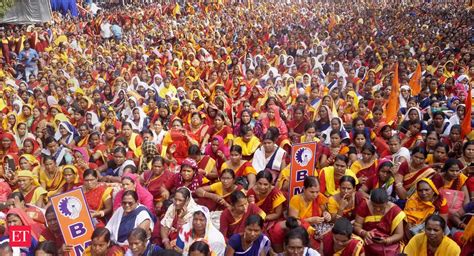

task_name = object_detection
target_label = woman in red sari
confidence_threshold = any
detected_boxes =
[82,169,113,227]
[141,156,174,202]
[287,106,309,143]
[0,132,19,159]
[162,119,198,166]
[320,217,365,256]
[395,147,436,200]
[350,143,378,186]
[354,188,405,256]
[203,111,233,147]
[204,135,230,172]
[219,190,266,240]
[261,104,290,149]
[88,131,108,167]
[247,170,286,230]
[185,111,209,149]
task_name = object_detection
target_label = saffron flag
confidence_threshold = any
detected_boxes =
[328,15,336,33]
[461,87,472,138]
[289,142,318,198]
[409,62,422,95]
[50,188,94,256]
[385,63,400,123]
[172,3,180,17]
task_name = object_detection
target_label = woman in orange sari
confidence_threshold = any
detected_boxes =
[161,118,198,166]
[83,169,113,227]
[219,190,266,240]
[247,170,286,230]
[186,112,209,149]
[203,111,233,147]
[220,145,257,189]
[88,131,107,167]
[353,188,405,255]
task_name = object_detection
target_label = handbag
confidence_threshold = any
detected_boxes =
[439,188,465,214]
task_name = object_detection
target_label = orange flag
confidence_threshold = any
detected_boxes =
[409,62,422,95]
[385,63,400,123]
[461,87,472,138]
[328,15,336,33]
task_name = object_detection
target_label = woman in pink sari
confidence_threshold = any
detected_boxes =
[113,173,154,214]
[204,135,230,172]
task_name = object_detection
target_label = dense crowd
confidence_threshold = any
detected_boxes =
[0,0,473,255]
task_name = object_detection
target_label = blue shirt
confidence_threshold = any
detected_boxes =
[18,48,39,68]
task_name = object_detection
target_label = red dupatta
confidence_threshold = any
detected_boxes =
[84,185,108,211]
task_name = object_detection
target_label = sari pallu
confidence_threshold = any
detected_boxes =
[106,205,155,246]
[350,159,378,184]
[247,187,286,217]
[322,232,365,256]
[142,169,174,201]
[197,182,244,211]
[161,129,190,165]
[219,203,266,239]
[84,184,112,227]
[39,169,65,197]
[399,163,437,196]
[355,201,406,255]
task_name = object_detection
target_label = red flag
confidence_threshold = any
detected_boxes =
[409,62,422,95]
[385,63,400,123]
[461,88,472,138]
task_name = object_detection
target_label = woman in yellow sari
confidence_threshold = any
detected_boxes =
[405,214,460,256]
[404,178,449,238]
[18,154,41,177]
[232,126,261,161]
[319,155,358,197]
[14,170,47,207]
[2,111,18,132]
[220,145,257,189]
[196,169,244,211]
[38,156,65,197]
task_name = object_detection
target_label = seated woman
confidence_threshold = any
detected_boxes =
[328,176,366,222]
[405,178,448,238]
[320,130,350,168]
[431,158,468,201]
[176,207,226,255]
[252,131,287,183]
[350,143,378,186]
[113,173,154,213]
[4,208,44,254]
[219,190,266,240]
[125,227,162,256]
[225,214,271,256]
[285,227,321,256]
[82,169,113,228]
[38,156,65,197]
[394,147,437,201]
[247,170,286,229]
[14,170,47,208]
[188,145,218,181]
[83,227,124,256]
[319,155,358,197]
[233,126,261,160]
[203,112,234,148]
[221,145,257,189]
[161,187,201,250]
[289,176,331,245]
[101,146,137,183]
[287,106,309,143]
[261,105,290,149]
[106,190,155,246]
[359,158,405,203]
[196,169,244,211]
[169,158,208,195]
[59,165,81,193]
[6,192,45,225]
[405,215,460,256]
[189,241,213,256]
[204,135,230,172]
[353,188,405,255]
[347,130,369,165]
[161,118,198,166]
[320,217,365,256]
[141,156,174,202]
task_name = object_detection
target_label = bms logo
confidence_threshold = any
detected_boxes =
[58,196,82,219]
[295,147,313,167]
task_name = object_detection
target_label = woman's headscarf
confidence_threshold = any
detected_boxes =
[204,136,230,160]
[176,206,226,255]
[16,170,40,186]
[73,147,90,162]
[0,133,19,153]
[113,173,155,213]
[139,141,158,173]
[19,154,40,168]
[126,107,147,132]
[5,208,45,240]
[261,105,288,136]
[61,164,80,184]
[54,121,79,144]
